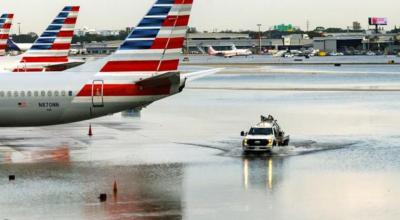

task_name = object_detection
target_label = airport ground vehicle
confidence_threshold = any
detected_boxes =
[241,115,290,152]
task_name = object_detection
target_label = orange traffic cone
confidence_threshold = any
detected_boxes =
[113,180,118,194]
[88,124,93,136]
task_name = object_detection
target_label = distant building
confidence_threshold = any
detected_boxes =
[83,40,122,55]
[353,21,361,31]
[75,27,121,37]
[313,32,398,53]
[97,30,120,37]
[185,32,312,54]
[76,27,97,36]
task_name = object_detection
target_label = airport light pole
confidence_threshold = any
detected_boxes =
[18,22,21,35]
[257,24,262,54]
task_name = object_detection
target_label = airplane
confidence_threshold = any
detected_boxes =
[7,39,33,52]
[207,44,252,58]
[0,6,84,72]
[0,0,220,127]
[0,13,14,56]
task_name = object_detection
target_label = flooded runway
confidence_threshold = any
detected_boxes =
[1,60,400,219]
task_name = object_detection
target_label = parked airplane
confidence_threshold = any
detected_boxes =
[0,6,84,72]
[0,13,14,56]
[208,44,252,58]
[0,0,219,127]
[7,39,32,52]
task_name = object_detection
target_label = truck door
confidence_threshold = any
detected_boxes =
[92,80,104,107]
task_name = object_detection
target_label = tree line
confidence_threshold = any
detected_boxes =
[10,26,400,44]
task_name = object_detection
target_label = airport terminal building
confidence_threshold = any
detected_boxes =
[184,33,313,53]
[75,32,400,55]
[313,33,398,54]
[76,33,314,55]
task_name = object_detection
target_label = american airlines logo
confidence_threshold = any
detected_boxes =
[18,102,27,108]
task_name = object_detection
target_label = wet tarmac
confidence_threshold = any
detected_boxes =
[1,60,400,219]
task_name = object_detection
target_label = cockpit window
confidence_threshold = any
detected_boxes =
[248,128,273,135]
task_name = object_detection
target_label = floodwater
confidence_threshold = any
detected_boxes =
[1,59,400,219]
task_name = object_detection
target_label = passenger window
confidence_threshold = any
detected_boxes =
[7,91,11,97]
[54,91,59,97]
[14,91,19,97]
[61,91,66,97]
[27,91,32,97]
[68,91,73,96]
[20,91,25,97]
[41,91,46,97]
[47,91,52,97]
[0,91,4,97]
[34,91,39,97]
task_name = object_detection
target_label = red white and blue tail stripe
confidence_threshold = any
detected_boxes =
[74,0,194,103]
[0,14,14,56]
[14,6,79,72]
[99,0,193,74]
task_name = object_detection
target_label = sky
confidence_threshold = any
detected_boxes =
[1,0,399,34]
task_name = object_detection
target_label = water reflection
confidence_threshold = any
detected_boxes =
[121,108,142,118]
[0,145,71,164]
[242,156,284,191]
[0,158,184,219]
[85,164,184,220]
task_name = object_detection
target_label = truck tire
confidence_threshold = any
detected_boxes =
[283,140,289,146]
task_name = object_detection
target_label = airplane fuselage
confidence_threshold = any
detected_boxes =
[0,55,23,71]
[0,71,180,127]
[210,48,252,58]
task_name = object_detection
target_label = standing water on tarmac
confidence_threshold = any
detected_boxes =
[1,64,400,219]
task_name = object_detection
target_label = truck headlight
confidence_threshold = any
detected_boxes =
[243,139,248,146]
[269,139,274,147]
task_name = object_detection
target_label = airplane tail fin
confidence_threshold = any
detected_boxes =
[89,0,193,75]
[16,6,79,71]
[7,38,21,51]
[207,46,217,55]
[0,14,14,56]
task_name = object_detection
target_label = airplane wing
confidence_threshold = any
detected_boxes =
[135,68,223,93]
[136,68,223,86]
[181,68,224,82]
[178,68,224,92]
[137,72,180,88]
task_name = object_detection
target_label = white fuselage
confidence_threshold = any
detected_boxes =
[0,71,181,127]
[208,47,252,58]
[0,55,25,72]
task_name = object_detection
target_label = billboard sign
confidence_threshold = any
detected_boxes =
[369,17,388,25]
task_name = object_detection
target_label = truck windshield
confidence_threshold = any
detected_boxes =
[248,128,273,135]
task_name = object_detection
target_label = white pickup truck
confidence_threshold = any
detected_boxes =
[241,115,290,153]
